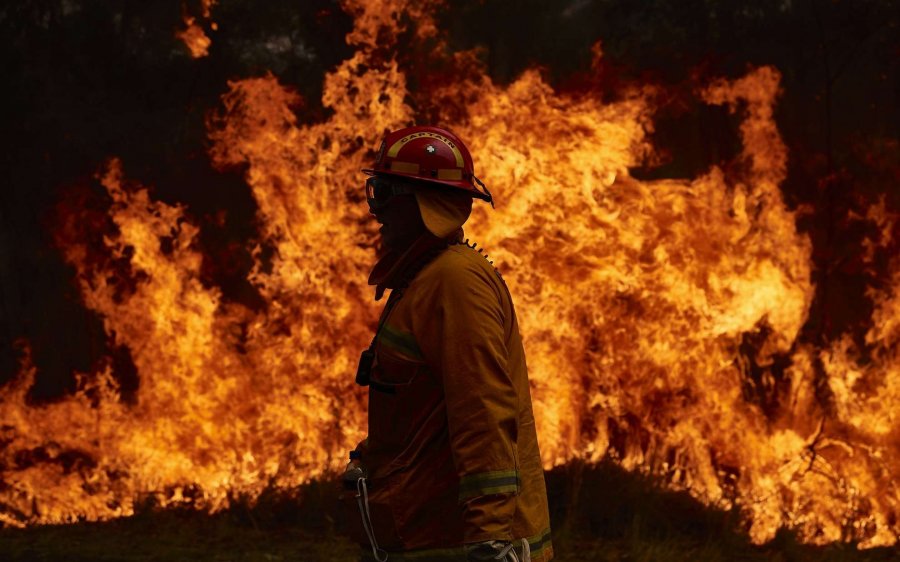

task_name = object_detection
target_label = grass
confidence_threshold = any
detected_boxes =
[2,462,898,561]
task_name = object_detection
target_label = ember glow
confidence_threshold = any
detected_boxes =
[2,0,899,549]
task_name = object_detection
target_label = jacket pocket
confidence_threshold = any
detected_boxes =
[369,349,438,451]
[372,346,425,387]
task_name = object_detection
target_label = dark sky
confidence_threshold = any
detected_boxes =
[1,0,898,401]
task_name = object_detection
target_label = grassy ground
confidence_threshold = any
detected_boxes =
[2,462,898,562]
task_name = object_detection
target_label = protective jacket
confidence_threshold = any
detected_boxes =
[350,230,553,562]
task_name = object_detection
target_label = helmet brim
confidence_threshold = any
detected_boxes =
[361,168,492,202]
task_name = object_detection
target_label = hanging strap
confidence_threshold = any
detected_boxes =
[497,539,530,562]
[494,542,518,561]
[356,477,389,562]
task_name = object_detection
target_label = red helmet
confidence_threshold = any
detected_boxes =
[363,125,493,206]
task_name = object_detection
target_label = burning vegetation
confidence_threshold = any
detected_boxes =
[1,0,899,551]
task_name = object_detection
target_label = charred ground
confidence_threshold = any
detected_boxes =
[1,463,898,561]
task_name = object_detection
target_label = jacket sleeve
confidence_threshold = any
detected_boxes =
[353,437,369,461]
[414,262,520,543]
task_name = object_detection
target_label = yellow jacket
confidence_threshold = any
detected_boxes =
[351,233,553,561]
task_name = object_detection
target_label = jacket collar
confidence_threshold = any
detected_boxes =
[368,228,464,301]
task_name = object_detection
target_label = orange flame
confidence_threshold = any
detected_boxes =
[177,0,216,58]
[2,0,899,548]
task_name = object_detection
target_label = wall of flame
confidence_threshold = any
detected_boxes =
[1,0,898,548]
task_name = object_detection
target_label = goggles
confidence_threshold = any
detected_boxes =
[366,176,415,212]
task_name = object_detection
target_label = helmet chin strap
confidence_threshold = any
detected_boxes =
[473,175,494,208]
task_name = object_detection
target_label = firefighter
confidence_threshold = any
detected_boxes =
[345,126,553,562]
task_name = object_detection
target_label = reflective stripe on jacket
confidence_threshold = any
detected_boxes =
[358,241,553,561]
